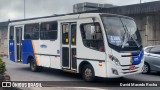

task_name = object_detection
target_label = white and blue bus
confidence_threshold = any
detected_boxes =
[8,13,144,81]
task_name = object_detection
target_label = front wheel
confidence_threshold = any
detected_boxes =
[142,63,150,74]
[82,64,95,82]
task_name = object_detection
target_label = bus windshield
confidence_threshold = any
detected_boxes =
[101,15,142,51]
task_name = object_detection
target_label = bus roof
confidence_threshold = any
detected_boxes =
[9,12,133,25]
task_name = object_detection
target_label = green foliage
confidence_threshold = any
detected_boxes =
[0,58,6,74]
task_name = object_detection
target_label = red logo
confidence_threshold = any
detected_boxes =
[129,65,135,70]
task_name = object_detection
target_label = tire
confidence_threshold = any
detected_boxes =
[142,62,150,74]
[82,64,95,82]
[30,58,39,72]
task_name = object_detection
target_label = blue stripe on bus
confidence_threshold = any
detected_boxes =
[131,50,144,65]
[22,40,35,64]
[9,40,15,62]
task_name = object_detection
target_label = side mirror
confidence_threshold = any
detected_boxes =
[90,25,96,35]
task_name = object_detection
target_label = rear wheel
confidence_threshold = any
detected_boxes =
[142,62,150,74]
[82,64,95,82]
[30,58,41,72]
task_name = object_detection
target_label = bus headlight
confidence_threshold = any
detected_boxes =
[109,55,121,66]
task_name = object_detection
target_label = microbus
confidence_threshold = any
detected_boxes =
[8,13,144,81]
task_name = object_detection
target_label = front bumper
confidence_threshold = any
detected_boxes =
[106,61,144,78]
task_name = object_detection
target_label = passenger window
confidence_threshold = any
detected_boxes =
[62,24,69,44]
[24,23,39,40]
[40,21,58,40]
[9,26,14,40]
[150,47,160,54]
[71,24,77,45]
[80,23,104,52]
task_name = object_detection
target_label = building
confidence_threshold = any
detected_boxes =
[0,21,9,56]
[73,2,115,13]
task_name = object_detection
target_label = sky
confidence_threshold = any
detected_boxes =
[0,0,158,22]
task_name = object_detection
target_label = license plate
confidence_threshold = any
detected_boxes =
[129,65,135,70]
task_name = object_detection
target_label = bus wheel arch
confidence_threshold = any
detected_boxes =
[79,61,95,81]
[28,55,41,72]
[142,62,150,74]
[27,56,34,64]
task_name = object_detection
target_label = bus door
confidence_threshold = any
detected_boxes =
[14,26,23,62]
[9,26,15,62]
[61,23,77,70]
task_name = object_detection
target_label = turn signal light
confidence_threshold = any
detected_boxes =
[99,61,102,66]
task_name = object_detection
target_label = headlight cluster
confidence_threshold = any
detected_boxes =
[109,54,121,66]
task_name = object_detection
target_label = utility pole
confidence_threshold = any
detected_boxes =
[24,0,26,19]
[140,0,142,4]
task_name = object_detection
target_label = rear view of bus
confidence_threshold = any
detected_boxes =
[100,14,144,78]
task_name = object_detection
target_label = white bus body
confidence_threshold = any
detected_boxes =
[8,13,144,81]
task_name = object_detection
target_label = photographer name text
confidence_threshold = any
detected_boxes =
[120,83,158,87]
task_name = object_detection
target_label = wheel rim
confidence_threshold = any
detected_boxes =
[84,68,92,80]
[143,64,148,73]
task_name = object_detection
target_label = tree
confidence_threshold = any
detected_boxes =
[0,58,6,74]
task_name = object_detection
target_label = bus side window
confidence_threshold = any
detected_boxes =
[24,34,31,39]
[24,23,39,40]
[62,24,69,44]
[71,24,77,45]
[40,21,58,40]
[80,23,104,52]
[9,26,14,40]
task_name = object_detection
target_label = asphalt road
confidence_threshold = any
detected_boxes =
[3,57,160,90]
